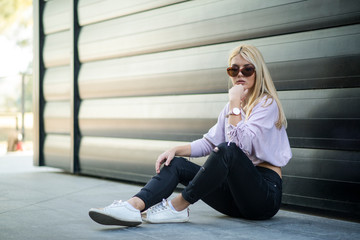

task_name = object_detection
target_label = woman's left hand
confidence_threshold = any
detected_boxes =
[154,145,191,174]
[155,149,176,174]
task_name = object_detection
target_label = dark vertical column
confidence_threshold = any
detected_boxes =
[70,0,81,173]
[33,0,45,166]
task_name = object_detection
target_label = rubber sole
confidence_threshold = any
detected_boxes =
[145,217,189,224]
[89,210,142,227]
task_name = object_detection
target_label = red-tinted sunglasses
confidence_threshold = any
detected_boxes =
[227,65,255,77]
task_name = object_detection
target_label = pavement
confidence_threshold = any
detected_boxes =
[0,152,359,240]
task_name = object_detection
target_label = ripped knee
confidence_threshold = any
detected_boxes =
[213,142,235,153]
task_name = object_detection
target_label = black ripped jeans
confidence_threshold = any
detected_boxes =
[134,142,282,220]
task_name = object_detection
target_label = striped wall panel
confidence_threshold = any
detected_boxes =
[78,0,188,26]
[43,0,70,34]
[78,24,360,99]
[34,0,360,218]
[40,0,72,170]
[43,31,70,68]
[283,148,360,214]
[43,66,71,101]
[79,137,206,183]
[78,0,360,62]
[43,135,71,171]
[78,88,360,145]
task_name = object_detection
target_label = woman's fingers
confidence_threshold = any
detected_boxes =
[155,155,166,173]
[155,149,175,173]
[164,153,174,166]
[241,89,249,101]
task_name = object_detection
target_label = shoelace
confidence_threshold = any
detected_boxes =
[147,199,168,213]
[109,200,123,208]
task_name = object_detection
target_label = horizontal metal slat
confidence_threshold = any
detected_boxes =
[282,88,360,150]
[79,94,227,120]
[79,118,215,141]
[79,54,360,99]
[283,148,360,183]
[78,93,225,139]
[44,101,71,134]
[43,31,71,68]
[44,134,71,171]
[78,0,187,26]
[78,0,360,62]
[43,66,71,101]
[78,24,360,99]
[80,118,360,150]
[79,68,228,99]
[280,88,360,119]
[43,0,71,34]
[78,88,359,150]
[282,194,359,216]
[79,136,206,182]
[287,119,360,150]
[79,88,360,121]
[270,55,360,90]
[282,176,360,203]
[78,0,294,61]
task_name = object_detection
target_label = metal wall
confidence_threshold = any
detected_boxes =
[33,0,360,218]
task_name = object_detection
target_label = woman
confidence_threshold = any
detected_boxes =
[89,44,292,227]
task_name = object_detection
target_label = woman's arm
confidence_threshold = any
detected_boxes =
[155,144,191,173]
[226,96,285,160]
[228,85,248,126]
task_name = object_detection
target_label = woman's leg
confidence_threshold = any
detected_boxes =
[89,157,198,226]
[181,142,282,219]
[134,157,200,211]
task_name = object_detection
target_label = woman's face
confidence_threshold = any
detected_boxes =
[229,54,256,90]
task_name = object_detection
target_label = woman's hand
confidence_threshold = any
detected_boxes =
[155,148,176,174]
[228,85,248,126]
[155,144,191,174]
[228,84,248,103]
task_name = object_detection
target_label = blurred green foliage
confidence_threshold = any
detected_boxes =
[0,0,32,33]
[0,0,33,113]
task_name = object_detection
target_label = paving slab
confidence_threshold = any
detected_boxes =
[0,152,359,240]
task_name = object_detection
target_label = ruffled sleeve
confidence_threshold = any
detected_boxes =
[190,96,292,167]
[226,97,292,167]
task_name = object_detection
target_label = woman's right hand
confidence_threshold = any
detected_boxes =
[228,84,248,103]
[155,148,176,174]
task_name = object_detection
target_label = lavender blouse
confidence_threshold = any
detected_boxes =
[190,96,292,167]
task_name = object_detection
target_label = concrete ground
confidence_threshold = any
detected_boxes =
[0,152,359,240]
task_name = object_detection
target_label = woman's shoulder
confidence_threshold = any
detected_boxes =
[250,95,279,119]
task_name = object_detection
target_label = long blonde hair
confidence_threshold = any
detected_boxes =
[228,44,287,129]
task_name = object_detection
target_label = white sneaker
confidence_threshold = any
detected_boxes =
[144,199,189,223]
[89,200,142,227]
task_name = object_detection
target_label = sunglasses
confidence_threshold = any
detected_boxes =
[227,65,255,77]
